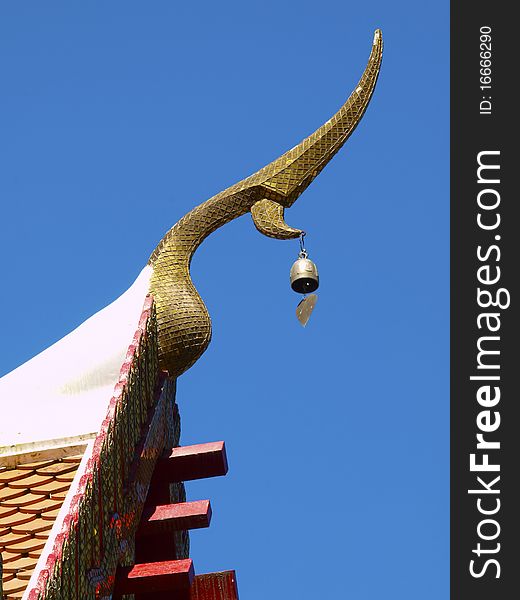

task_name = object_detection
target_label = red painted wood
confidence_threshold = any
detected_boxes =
[138,500,212,535]
[134,467,177,564]
[114,559,194,595]
[191,571,239,600]
[154,442,228,483]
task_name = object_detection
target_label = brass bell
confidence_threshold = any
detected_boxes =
[290,251,319,294]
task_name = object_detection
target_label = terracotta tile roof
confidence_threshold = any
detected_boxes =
[1,455,83,600]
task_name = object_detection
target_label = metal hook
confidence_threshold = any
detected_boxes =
[298,232,307,258]
[299,232,306,251]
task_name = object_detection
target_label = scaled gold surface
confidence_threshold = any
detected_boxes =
[149,30,383,378]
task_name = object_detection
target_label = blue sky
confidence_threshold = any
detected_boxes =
[0,2,448,598]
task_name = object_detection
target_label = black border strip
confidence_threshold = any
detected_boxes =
[451,3,517,598]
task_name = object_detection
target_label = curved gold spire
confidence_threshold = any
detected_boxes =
[149,30,383,378]
[249,29,382,236]
[250,29,383,202]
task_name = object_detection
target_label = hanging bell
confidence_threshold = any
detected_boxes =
[290,234,319,326]
[290,250,319,294]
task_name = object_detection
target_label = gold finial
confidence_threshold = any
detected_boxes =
[149,30,383,377]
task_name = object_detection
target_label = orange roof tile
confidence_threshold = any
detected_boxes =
[40,507,60,522]
[8,474,54,490]
[0,511,35,529]
[2,493,44,508]
[61,456,82,464]
[0,507,17,520]
[35,461,77,477]
[0,470,29,485]
[0,550,21,565]
[11,519,50,536]
[30,479,71,496]
[0,488,27,504]
[2,575,26,595]
[18,497,63,515]
[15,461,55,471]
[1,556,35,574]
[0,532,31,548]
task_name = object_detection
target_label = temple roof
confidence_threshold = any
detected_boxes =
[1,293,157,599]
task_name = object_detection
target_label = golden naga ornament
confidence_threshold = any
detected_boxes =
[150,29,383,377]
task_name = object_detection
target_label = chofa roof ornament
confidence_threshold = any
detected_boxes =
[149,29,383,375]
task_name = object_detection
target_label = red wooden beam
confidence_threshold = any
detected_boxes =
[138,500,212,535]
[114,559,194,595]
[154,441,228,483]
[191,571,239,600]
